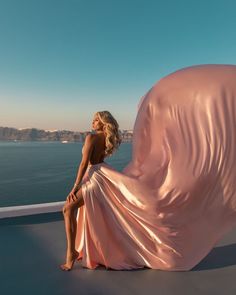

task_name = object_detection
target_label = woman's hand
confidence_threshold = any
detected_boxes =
[66,184,80,203]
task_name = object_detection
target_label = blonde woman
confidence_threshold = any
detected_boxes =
[60,110,122,271]
[60,65,236,273]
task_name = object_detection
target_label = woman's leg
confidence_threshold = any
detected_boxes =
[60,187,84,270]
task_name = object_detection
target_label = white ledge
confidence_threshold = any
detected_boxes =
[0,201,65,218]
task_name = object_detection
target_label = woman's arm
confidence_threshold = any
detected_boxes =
[73,133,95,188]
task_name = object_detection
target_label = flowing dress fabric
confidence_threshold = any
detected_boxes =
[75,64,236,271]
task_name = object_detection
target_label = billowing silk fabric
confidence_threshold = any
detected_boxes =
[75,64,236,271]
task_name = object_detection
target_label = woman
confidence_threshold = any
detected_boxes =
[60,64,236,272]
[60,110,122,271]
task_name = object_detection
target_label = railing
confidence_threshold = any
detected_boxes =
[0,201,65,219]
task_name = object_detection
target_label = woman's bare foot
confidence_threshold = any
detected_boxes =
[60,250,80,271]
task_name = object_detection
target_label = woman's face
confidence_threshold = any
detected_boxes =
[92,114,104,132]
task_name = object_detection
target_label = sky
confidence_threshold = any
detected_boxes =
[1,0,236,132]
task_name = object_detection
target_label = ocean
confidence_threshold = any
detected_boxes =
[0,141,132,207]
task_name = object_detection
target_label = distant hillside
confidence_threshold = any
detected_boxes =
[0,127,133,142]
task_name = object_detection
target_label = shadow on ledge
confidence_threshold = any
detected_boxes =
[192,243,236,271]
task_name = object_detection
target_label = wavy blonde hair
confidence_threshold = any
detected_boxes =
[95,111,122,157]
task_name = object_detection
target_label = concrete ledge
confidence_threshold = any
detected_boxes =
[0,201,65,218]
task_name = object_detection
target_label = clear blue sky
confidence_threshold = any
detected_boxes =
[1,0,236,132]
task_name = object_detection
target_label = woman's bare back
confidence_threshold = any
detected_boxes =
[83,133,106,165]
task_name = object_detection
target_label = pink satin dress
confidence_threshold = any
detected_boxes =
[75,64,236,271]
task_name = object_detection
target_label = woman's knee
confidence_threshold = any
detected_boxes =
[62,204,73,215]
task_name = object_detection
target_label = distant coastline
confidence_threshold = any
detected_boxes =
[0,126,133,142]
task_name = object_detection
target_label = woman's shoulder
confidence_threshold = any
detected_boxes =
[83,133,96,147]
[85,132,95,138]
[85,132,96,140]
[85,132,103,145]
[88,132,106,139]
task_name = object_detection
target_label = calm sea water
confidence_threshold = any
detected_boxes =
[0,141,132,207]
